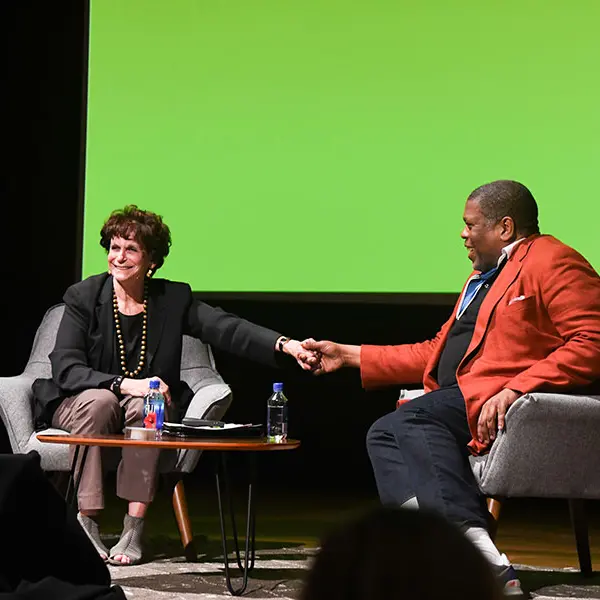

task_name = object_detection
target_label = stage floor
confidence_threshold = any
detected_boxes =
[97,478,600,599]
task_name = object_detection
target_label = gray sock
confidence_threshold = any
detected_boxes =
[77,512,109,559]
[109,514,145,565]
[462,526,509,566]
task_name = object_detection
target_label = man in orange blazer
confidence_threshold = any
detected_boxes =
[304,180,600,597]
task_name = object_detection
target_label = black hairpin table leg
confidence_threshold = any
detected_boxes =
[65,444,90,509]
[214,453,257,596]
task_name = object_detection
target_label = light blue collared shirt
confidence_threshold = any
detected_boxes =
[456,238,525,320]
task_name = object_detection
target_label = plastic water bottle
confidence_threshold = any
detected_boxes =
[266,382,288,443]
[144,378,165,434]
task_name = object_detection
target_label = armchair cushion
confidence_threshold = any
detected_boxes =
[24,429,71,471]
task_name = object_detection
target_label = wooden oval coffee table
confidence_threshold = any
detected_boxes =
[37,432,301,596]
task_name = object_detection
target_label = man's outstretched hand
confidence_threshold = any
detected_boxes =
[300,339,353,375]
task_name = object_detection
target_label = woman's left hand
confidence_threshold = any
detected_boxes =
[121,376,172,405]
[282,338,322,371]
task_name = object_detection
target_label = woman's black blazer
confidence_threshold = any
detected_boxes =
[33,273,281,427]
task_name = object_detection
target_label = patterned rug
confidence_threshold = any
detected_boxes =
[108,540,600,599]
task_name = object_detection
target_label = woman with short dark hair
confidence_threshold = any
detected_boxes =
[33,205,317,566]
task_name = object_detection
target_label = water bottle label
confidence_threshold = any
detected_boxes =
[144,396,165,430]
[144,404,156,429]
[266,402,288,443]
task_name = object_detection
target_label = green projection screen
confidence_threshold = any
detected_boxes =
[83,0,600,293]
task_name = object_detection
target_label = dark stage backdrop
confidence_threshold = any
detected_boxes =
[3,0,86,380]
[1,1,456,490]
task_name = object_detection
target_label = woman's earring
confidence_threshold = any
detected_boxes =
[146,267,153,278]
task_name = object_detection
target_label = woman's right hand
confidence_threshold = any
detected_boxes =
[120,377,172,405]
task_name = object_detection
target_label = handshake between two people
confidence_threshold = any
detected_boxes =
[286,339,359,375]
[119,338,349,407]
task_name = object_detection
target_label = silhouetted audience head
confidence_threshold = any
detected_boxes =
[300,506,502,600]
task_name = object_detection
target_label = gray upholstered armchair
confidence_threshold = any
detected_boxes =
[0,304,233,560]
[400,388,600,575]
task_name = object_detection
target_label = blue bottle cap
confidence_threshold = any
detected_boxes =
[149,379,160,389]
[273,382,284,392]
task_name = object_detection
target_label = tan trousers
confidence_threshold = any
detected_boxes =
[52,389,160,511]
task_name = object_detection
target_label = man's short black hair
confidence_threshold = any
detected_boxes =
[468,180,540,236]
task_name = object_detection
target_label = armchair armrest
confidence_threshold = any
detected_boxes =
[174,357,233,475]
[472,392,600,498]
[183,380,233,421]
[171,383,233,475]
[180,358,232,421]
[0,375,36,453]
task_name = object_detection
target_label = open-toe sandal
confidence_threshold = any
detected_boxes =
[77,512,109,562]
[108,514,144,566]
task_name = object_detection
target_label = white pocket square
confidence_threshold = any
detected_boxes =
[508,295,526,306]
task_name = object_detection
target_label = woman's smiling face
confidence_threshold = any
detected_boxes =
[107,236,153,284]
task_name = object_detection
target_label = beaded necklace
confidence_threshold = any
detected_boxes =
[112,282,148,377]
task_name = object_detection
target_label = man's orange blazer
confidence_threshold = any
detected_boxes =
[361,235,600,455]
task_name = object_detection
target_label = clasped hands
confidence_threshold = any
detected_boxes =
[282,338,341,373]
[118,339,335,402]
[281,338,322,371]
[288,338,347,374]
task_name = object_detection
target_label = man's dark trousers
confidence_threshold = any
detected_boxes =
[366,385,489,529]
